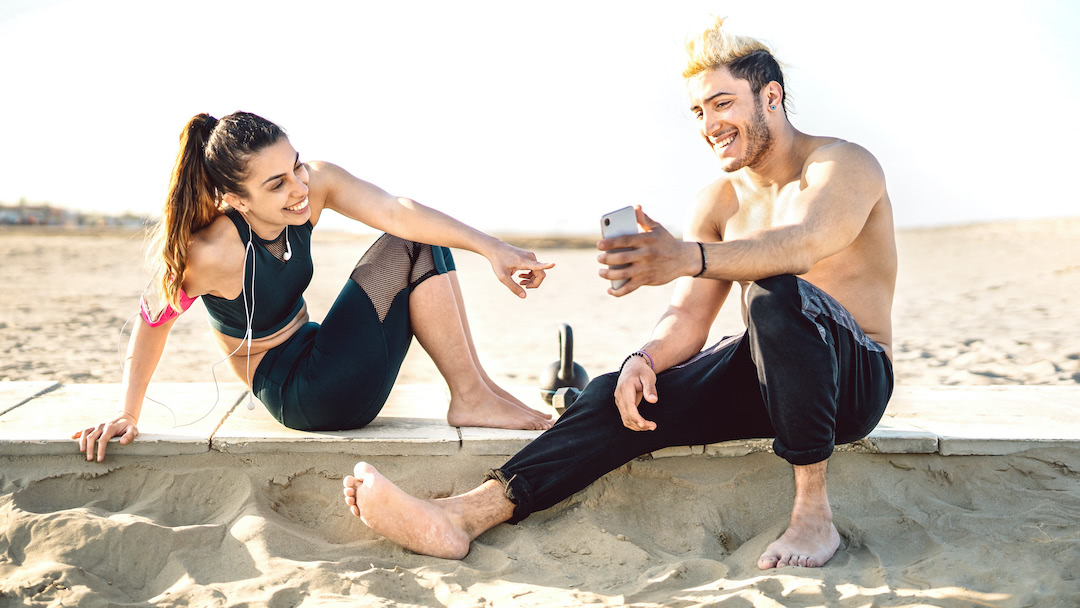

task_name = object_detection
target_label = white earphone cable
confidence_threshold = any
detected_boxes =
[118,224,258,428]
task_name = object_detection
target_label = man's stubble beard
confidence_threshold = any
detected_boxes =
[722,101,773,173]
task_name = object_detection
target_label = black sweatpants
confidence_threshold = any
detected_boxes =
[488,274,893,524]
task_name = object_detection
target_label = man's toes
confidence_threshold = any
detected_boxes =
[353,461,377,479]
[757,552,781,570]
[343,474,356,488]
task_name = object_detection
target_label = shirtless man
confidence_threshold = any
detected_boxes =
[342,17,896,569]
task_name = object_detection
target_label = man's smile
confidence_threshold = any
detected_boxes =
[710,131,737,150]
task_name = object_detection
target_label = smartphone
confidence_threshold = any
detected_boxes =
[600,206,639,290]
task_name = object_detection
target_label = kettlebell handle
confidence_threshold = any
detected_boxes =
[558,323,574,382]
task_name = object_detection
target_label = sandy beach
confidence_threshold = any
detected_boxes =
[2,218,1080,606]
[5,218,1079,389]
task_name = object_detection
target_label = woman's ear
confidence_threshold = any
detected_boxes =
[223,191,247,212]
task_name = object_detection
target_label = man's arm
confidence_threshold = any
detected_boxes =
[636,188,733,373]
[599,142,886,292]
[699,143,885,280]
[612,189,733,431]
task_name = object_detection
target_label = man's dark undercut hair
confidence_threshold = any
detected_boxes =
[727,50,789,112]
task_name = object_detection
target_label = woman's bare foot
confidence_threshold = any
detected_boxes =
[482,376,553,420]
[343,462,471,559]
[447,385,553,430]
[757,501,841,568]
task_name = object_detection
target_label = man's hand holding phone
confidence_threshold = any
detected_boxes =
[598,206,700,296]
[599,206,639,290]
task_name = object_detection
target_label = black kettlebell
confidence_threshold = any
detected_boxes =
[539,323,589,404]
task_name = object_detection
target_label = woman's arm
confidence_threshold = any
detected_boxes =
[74,314,175,462]
[73,223,232,461]
[309,161,554,297]
[309,161,495,252]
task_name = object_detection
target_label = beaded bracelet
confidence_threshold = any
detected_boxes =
[693,242,708,278]
[620,350,654,372]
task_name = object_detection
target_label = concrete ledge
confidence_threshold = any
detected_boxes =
[838,417,940,454]
[453,385,551,456]
[651,445,706,458]
[0,383,246,456]
[704,439,772,458]
[888,386,1080,456]
[460,426,546,456]
[1,383,1078,459]
[212,385,461,456]
[0,381,59,416]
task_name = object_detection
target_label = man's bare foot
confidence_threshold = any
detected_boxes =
[757,506,841,569]
[483,377,553,420]
[447,385,553,430]
[343,462,471,559]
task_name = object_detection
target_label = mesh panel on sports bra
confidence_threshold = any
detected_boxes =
[349,234,439,322]
[263,230,289,262]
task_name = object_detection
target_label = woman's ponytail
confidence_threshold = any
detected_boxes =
[148,113,223,313]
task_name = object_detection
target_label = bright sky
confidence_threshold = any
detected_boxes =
[1,0,1077,234]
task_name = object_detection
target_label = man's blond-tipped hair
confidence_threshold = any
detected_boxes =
[683,16,789,111]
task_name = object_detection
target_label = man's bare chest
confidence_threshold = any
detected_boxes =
[721,184,804,241]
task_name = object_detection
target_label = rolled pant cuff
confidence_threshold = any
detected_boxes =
[772,438,834,466]
[484,469,533,524]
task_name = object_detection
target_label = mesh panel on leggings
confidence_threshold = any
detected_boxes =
[349,234,439,322]
[263,229,289,262]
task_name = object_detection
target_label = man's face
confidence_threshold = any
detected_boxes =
[687,67,773,172]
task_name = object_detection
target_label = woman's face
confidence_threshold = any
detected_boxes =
[229,137,310,229]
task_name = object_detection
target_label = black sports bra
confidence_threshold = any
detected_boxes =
[202,209,314,339]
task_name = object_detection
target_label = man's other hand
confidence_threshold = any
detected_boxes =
[614,356,658,431]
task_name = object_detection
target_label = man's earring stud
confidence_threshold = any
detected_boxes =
[770,105,776,110]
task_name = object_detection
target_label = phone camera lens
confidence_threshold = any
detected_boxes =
[604,218,610,226]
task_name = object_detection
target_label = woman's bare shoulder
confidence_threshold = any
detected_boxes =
[185,214,243,296]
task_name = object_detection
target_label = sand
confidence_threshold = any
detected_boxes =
[2,218,1080,606]
[3,219,1080,389]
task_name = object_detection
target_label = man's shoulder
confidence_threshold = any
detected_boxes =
[801,138,883,179]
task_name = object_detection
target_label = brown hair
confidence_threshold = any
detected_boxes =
[147,111,284,312]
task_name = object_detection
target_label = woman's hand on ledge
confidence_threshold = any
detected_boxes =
[72,413,139,462]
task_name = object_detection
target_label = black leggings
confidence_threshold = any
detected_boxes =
[252,234,455,431]
[488,275,893,524]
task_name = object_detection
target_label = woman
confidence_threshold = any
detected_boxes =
[75,111,554,462]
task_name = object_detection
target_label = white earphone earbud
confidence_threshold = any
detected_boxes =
[283,225,292,261]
